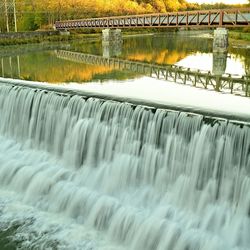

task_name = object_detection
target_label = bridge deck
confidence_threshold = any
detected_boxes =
[55,8,250,30]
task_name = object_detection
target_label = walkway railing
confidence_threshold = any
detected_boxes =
[55,8,250,30]
[56,50,250,97]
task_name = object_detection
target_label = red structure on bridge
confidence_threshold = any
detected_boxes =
[55,8,250,30]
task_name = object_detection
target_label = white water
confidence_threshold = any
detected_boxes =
[0,83,249,249]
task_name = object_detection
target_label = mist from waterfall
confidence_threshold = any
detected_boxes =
[0,83,249,250]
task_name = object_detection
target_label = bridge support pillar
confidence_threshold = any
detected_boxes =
[213,28,228,53]
[102,29,122,44]
[102,29,122,58]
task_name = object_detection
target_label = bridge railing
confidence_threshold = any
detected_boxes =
[55,8,250,30]
[56,50,250,97]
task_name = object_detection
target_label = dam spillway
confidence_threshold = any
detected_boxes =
[0,80,249,249]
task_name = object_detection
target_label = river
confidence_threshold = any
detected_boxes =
[0,32,249,250]
[0,32,249,84]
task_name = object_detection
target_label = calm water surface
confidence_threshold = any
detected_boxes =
[0,33,249,84]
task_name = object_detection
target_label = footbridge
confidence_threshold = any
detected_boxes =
[55,8,250,30]
[56,50,250,97]
[55,8,250,53]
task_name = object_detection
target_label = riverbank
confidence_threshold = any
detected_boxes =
[228,30,250,50]
[229,30,250,42]
[0,29,249,47]
[0,30,210,47]
[0,32,101,46]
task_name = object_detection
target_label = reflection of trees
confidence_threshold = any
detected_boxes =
[127,50,188,65]
[246,58,250,75]
[72,34,213,64]
[0,52,122,83]
[122,34,212,54]
[0,43,70,58]
[0,46,141,83]
[1,35,249,84]
[230,46,250,75]
[121,34,212,65]
[70,40,103,55]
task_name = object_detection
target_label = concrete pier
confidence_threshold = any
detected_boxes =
[102,29,123,58]
[213,28,228,53]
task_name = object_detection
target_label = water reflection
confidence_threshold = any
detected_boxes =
[56,50,249,97]
[212,53,227,76]
[1,57,20,79]
[176,52,246,76]
[0,33,249,96]
[102,42,122,58]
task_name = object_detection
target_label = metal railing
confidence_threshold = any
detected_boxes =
[55,8,250,30]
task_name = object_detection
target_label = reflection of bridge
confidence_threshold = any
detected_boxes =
[55,9,250,30]
[56,50,250,97]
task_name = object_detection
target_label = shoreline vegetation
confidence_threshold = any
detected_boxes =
[0,29,249,47]
[1,1,249,32]
[0,33,101,46]
[229,30,250,42]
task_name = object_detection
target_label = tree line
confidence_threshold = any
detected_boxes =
[0,0,249,32]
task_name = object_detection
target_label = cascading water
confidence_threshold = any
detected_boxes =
[0,82,249,250]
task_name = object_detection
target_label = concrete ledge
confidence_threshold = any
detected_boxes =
[0,77,249,125]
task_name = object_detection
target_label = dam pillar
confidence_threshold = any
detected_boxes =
[213,28,228,53]
[102,29,123,58]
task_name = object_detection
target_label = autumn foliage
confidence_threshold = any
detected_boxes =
[1,0,196,31]
[1,0,248,31]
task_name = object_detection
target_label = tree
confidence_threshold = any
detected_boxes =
[11,0,210,31]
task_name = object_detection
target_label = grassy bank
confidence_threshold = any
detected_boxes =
[0,28,249,46]
[0,33,100,46]
[0,28,175,46]
[229,29,250,42]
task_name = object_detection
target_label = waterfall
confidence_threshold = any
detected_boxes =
[0,83,249,250]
